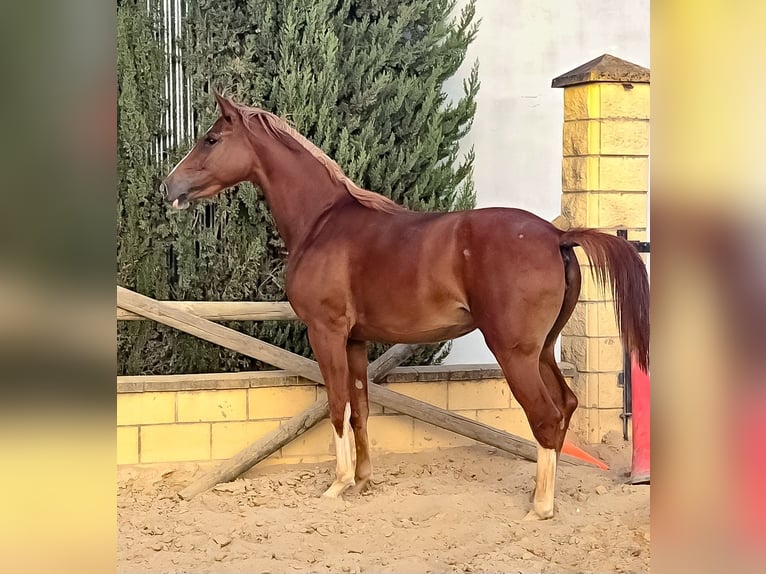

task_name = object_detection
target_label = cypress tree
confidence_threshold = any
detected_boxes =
[117,0,480,374]
[117,0,173,374]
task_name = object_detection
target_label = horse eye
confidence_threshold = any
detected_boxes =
[205,136,218,146]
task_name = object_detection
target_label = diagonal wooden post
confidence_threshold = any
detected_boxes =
[177,344,420,499]
[117,287,593,474]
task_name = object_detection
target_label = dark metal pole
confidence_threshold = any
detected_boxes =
[617,229,650,441]
[617,229,632,440]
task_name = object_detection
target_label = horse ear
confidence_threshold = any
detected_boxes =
[213,91,238,124]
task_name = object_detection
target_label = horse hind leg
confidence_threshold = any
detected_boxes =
[539,345,578,454]
[525,245,582,505]
[535,245,581,457]
[527,345,578,512]
[545,242,582,446]
[483,337,564,520]
[517,293,580,518]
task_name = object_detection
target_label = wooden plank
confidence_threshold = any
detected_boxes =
[178,396,330,500]
[117,301,298,321]
[179,374,586,500]
[368,385,541,462]
[116,371,314,393]
[117,286,323,383]
[368,344,419,382]
[178,344,420,500]
[117,287,590,469]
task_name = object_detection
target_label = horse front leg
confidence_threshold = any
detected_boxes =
[346,340,372,494]
[308,326,355,498]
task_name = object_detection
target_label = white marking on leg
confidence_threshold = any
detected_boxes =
[524,444,557,520]
[355,379,364,390]
[322,402,355,498]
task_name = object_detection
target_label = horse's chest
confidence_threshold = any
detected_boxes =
[284,258,350,319]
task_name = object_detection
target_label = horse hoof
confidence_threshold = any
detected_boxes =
[347,478,371,495]
[321,479,355,498]
[522,509,554,521]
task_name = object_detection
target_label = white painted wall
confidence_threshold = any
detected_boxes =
[442,0,649,364]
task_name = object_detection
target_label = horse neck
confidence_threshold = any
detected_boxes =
[246,135,349,252]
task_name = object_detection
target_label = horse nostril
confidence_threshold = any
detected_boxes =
[159,181,168,197]
[170,192,190,210]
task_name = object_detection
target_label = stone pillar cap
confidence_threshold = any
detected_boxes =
[552,54,649,88]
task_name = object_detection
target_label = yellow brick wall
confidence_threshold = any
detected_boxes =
[212,421,281,459]
[563,83,649,121]
[116,366,575,466]
[117,392,175,426]
[177,389,247,422]
[248,386,318,419]
[555,59,649,443]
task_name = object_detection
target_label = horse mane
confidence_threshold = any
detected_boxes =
[234,104,407,215]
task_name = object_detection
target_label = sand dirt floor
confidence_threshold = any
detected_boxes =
[118,431,649,573]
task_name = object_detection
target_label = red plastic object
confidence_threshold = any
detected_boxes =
[733,387,766,547]
[562,440,609,470]
[629,357,650,483]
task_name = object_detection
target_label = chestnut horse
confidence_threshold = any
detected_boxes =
[161,93,649,520]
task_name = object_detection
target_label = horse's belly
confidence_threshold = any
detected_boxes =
[350,307,475,344]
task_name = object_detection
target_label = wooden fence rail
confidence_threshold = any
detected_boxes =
[117,286,594,497]
[117,301,297,321]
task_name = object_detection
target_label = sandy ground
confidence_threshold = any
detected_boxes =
[118,432,649,573]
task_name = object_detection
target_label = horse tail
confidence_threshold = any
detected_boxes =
[559,229,650,372]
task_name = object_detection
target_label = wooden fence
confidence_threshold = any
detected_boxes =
[117,286,592,498]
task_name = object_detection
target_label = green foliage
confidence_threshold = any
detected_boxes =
[117,0,173,373]
[117,0,480,373]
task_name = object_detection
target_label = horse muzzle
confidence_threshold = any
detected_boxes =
[160,180,191,210]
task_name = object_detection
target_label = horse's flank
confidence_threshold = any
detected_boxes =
[235,103,408,215]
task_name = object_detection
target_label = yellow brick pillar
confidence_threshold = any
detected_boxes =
[551,54,649,444]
